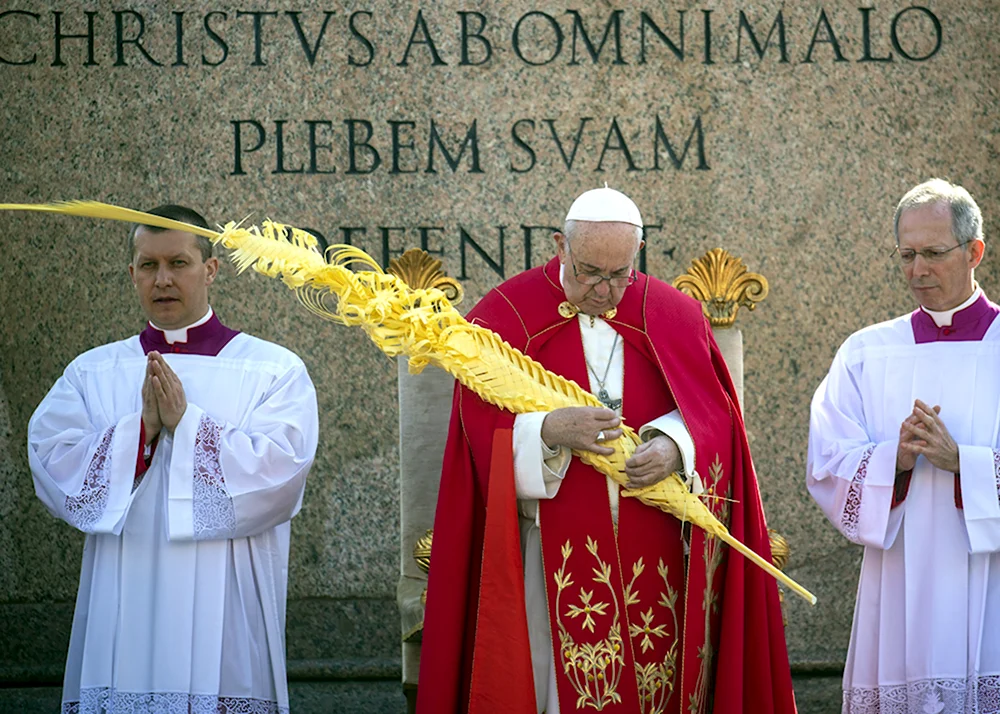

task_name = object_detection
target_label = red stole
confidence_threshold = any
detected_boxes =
[534,322,686,713]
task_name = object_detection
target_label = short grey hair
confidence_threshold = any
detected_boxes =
[893,179,983,245]
[564,219,643,244]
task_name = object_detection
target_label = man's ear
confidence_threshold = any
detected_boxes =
[554,231,567,263]
[128,262,136,286]
[204,256,220,285]
[969,239,986,269]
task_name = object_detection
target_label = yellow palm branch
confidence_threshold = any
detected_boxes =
[0,200,816,604]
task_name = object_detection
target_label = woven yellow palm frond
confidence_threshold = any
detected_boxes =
[0,200,815,605]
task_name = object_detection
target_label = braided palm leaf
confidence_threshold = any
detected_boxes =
[0,200,815,604]
[220,220,814,604]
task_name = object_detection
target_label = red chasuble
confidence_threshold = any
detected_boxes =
[417,258,795,714]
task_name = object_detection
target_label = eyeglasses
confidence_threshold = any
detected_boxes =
[566,241,637,288]
[891,242,970,264]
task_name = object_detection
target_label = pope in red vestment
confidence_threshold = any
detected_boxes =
[417,188,795,714]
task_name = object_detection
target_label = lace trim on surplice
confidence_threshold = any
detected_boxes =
[994,449,1000,500]
[192,413,237,540]
[842,445,875,543]
[62,688,288,714]
[843,673,1000,713]
[65,427,115,530]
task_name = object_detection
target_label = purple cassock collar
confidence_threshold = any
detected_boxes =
[139,313,240,356]
[911,294,1000,344]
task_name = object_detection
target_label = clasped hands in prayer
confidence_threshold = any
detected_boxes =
[896,398,959,474]
[541,406,682,489]
[141,351,187,445]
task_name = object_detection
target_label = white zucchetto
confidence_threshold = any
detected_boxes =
[565,184,643,228]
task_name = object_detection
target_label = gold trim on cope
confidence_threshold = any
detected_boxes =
[672,249,768,328]
[388,249,464,305]
[689,455,731,713]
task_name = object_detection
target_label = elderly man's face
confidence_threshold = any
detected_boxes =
[898,202,983,312]
[128,228,219,329]
[555,221,642,316]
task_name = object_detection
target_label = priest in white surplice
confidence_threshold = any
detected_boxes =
[808,179,1000,714]
[28,205,319,714]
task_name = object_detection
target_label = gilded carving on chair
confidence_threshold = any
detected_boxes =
[395,248,463,658]
[412,529,433,608]
[672,248,768,328]
[388,249,465,304]
[768,529,791,627]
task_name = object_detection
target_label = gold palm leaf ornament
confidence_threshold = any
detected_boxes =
[0,200,815,605]
[673,248,768,328]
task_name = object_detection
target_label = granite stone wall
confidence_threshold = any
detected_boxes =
[1,1,998,710]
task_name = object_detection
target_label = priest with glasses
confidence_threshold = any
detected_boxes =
[418,187,795,714]
[808,179,1000,713]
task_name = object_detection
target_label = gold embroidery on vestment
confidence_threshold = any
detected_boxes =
[624,557,679,714]
[554,537,626,710]
[689,455,731,714]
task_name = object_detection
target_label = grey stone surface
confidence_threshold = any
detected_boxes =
[793,675,845,714]
[0,0,997,692]
[0,686,64,714]
[286,597,400,662]
[289,682,407,714]
[0,598,400,681]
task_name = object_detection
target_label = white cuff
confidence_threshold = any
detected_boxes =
[855,440,900,549]
[639,410,699,492]
[97,412,144,535]
[541,434,561,459]
[166,403,204,540]
[513,412,570,501]
[958,444,1000,553]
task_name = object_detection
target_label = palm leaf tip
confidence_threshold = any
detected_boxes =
[0,200,220,239]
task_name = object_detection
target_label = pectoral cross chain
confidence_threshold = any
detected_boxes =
[597,389,622,412]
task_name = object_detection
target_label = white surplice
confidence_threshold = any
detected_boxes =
[511,313,697,714]
[808,313,1000,714]
[28,331,318,714]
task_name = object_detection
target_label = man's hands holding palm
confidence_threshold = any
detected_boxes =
[541,407,682,489]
